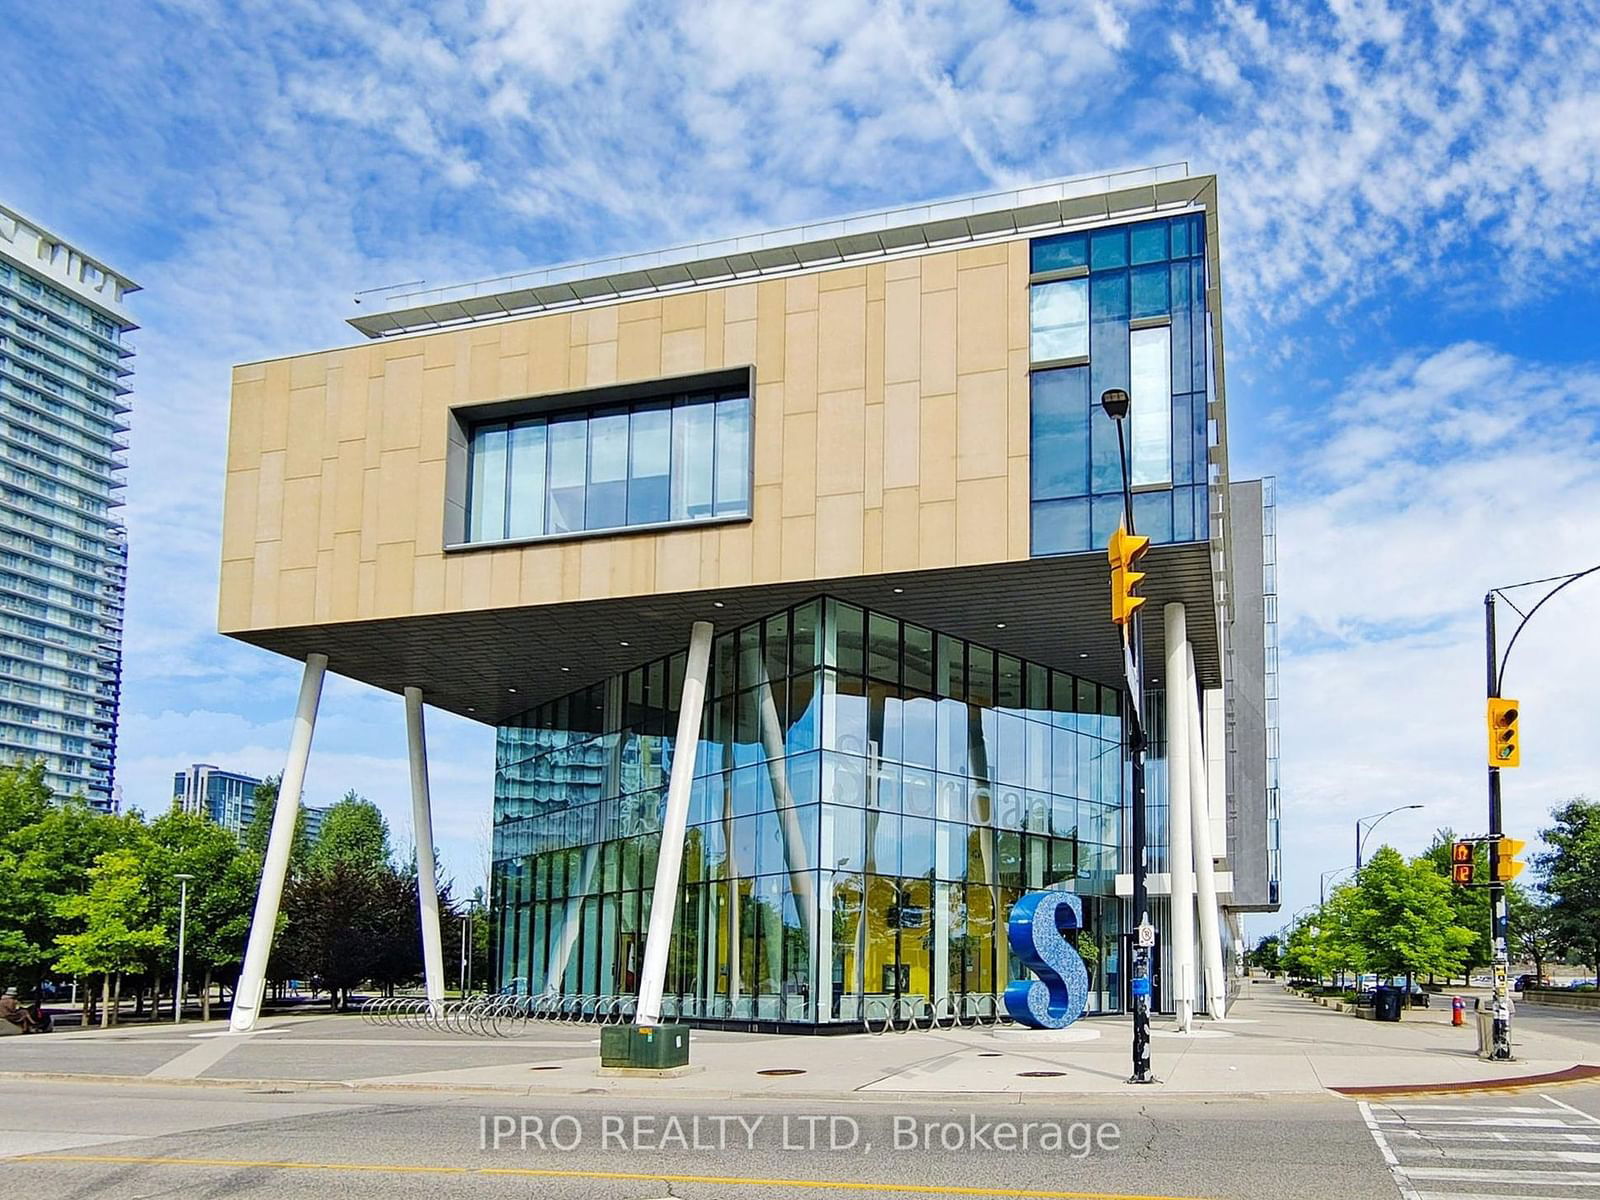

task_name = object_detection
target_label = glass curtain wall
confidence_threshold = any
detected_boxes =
[1028,214,1211,555]
[491,598,1127,1024]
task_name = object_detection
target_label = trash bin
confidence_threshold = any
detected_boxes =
[1475,1010,1496,1058]
[1373,986,1403,1022]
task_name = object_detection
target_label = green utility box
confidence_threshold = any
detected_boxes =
[600,1023,690,1069]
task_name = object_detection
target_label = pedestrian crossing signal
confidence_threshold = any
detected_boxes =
[1486,697,1520,767]
[1493,837,1527,883]
[1450,840,1474,886]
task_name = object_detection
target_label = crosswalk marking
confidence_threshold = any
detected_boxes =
[1394,1148,1600,1164]
[1388,1129,1600,1144]
[1360,1092,1600,1199]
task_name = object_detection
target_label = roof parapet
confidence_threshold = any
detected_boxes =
[349,163,1201,339]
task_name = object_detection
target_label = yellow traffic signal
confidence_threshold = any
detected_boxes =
[1450,840,1474,885]
[1494,837,1527,883]
[1486,697,1520,767]
[1108,526,1150,626]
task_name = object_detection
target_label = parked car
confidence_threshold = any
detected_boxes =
[1515,974,1550,991]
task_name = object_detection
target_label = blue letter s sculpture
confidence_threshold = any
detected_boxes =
[1003,889,1090,1029]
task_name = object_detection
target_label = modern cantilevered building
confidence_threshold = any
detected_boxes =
[221,164,1279,1032]
[0,204,135,810]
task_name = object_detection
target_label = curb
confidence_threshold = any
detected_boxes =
[0,1069,1332,1105]
[10,1065,1591,1105]
[1330,1062,1600,1099]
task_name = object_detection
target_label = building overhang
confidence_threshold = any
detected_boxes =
[227,543,1218,726]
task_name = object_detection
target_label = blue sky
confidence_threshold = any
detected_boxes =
[3,0,1597,931]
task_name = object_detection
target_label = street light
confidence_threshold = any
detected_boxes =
[1355,805,1425,869]
[173,873,194,1025]
[1100,386,1154,1086]
[1320,866,1354,906]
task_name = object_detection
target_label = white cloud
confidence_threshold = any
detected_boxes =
[1269,341,1600,924]
[7,0,1600,932]
[1170,1,1600,328]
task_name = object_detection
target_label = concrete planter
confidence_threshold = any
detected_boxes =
[1522,988,1600,1010]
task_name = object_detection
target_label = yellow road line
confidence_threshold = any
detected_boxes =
[9,1152,1209,1199]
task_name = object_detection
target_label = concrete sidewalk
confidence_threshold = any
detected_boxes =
[3,983,1596,1101]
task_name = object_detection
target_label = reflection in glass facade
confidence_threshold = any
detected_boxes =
[491,598,1128,1025]
[1028,214,1211,555]
[466,386,751,544]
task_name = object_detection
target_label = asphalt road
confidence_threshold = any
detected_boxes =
[1517,1001,1600,1047]
[0,1079,1396,1199]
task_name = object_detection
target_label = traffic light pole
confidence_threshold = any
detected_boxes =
[1111,409,1154,1085]
[1126,614,1153,1084]
[1484,593,1512,1060]
[1479,565,1598,1060]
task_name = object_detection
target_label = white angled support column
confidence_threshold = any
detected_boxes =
[1185,646,1227,1020]
[1162,605,1197,1033]
[405,687,447,1011]
[231,653,327,1032]
[636,620,714,1025]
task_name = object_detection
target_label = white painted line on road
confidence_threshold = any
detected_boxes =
[1358,1100,1423,1200]
[1542,1093,1600,1126]
[1387,1128,1600,1144]
[1383,1103,1580,1114]
[1392,1146,1600,1164]
[1372,1115,1590,1128]
[1401,1164,1600,1184]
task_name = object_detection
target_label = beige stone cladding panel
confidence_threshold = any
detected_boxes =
[219,240,1034,634]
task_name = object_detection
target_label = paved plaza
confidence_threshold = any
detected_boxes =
[4,984,1598,1100]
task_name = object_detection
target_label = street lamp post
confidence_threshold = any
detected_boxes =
[1101,387,1154,1085]
[1355,805,1425,869]
[1319,866,1353,907]
[173,873,194,1025]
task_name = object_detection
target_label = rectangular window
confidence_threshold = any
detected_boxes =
[1129,325,1172,487]
[627,404,671,525]
[546,416,588,534]
[505,420,547,539]
[462,381,753,545]
[713,394,751,517]
[1029,278,1087,362]
[586,409,629,531]
[468,423,508,541]
[671,400,716,521]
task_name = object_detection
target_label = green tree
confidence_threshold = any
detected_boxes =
[1508,883,1560,981]
[0,766,145,999]
[307,791,393,874]
[1419,828,1492,979]
[244,776,312,869]
[53,848,167,1026]
[1536,797,1600,974]
[279,861,418,1008]
[146,808,256,1019]
[1249,934,1283,974]
[1351,846,1478,992]
[1281,889,1365,985]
